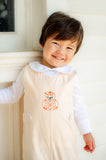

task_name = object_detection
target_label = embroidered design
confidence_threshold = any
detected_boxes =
[42,91,58,111]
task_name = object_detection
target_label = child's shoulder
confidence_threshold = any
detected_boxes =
[61,65,78,80]
[23,61,40,73]
[24,61,37,70]
[66,65,77,75]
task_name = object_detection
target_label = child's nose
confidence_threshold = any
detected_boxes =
[57,47,65,55]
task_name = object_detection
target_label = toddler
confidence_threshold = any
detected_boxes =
[0,12,95,160]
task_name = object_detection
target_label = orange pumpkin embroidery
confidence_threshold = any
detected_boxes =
[42,91,58,111]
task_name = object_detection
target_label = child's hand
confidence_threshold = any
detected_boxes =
[82,133,95,153]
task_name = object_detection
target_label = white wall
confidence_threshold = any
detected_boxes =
[46,0,106,160]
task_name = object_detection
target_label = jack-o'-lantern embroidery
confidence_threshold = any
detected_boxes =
[42,91,58,111]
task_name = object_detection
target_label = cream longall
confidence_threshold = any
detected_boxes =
[23,65,78,160]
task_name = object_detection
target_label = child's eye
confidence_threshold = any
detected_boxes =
[53,42,59,45]
[67,47,73,50]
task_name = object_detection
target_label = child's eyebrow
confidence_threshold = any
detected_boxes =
[67,43,77,48]
[69,44,76,47]
[52,38,58,41]
[69,41,78,47]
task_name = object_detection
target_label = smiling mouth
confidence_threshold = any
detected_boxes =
[52,55,64,60]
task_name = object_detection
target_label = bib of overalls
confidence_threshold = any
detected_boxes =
[23,65,78,160]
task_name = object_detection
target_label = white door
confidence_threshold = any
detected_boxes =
[0,0,46,160]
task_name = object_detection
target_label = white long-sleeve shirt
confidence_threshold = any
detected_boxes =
[0,61,92,135]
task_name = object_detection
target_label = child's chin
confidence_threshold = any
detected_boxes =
[54,65,65,68]
[49,61,66,68]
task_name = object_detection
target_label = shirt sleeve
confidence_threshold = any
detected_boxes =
[0,68,24,104]
[73,75,92,135]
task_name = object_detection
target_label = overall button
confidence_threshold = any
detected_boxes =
[23,112,32,121]
[68,114,73,121]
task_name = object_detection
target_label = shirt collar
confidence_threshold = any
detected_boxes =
[29,61,73,74]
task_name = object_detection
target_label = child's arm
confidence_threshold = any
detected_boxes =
[73,76,92,134]
[73,75,95,153]
[0,68,24,104]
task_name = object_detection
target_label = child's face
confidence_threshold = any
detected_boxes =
[41,35,77,68]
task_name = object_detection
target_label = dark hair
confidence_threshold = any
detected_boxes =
[39,12,84,54]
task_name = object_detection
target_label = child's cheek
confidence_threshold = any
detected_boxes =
[47,45,56,53]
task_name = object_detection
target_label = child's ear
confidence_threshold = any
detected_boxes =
[40,45,43,48]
